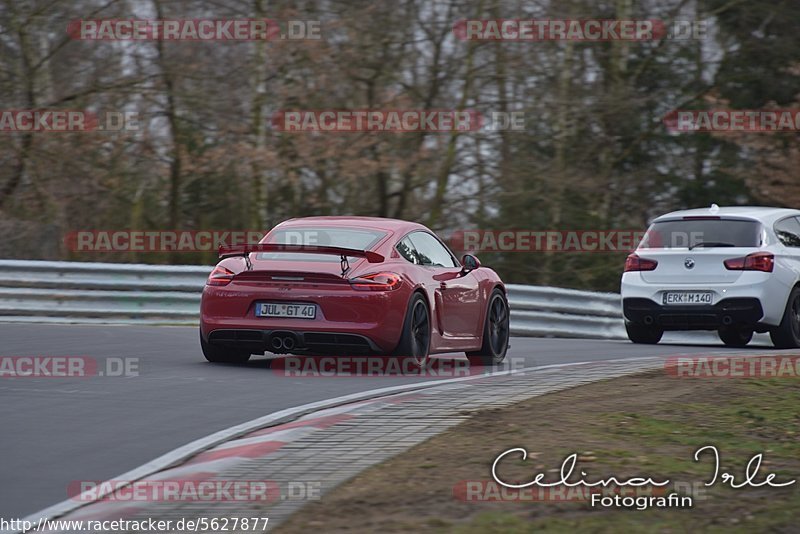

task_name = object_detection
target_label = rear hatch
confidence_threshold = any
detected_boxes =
[636,217,764,285]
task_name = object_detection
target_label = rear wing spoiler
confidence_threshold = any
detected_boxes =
[218,243,385,263]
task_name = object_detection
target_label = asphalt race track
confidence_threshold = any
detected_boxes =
[0,324,776,518]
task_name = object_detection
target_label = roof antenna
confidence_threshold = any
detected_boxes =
[709,203,720,214]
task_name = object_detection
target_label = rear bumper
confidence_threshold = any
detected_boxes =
[200,283,410,354]
[620,270,790,325]
[623,297,764,330]
[205,329,384,355]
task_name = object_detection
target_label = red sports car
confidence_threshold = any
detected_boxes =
[200,216,509,367]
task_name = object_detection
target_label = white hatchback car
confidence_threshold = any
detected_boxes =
[621,205,800,348]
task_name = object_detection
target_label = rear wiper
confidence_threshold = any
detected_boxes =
[688,241,736,250]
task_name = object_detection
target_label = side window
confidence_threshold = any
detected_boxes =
[408,232,459,268]
[774,217,800,247]
[396,237,420,264]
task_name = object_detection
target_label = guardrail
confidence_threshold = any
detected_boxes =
[506,284,625,339]
[0,260,626,338]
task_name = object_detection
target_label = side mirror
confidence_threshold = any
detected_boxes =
[461,254,481,273]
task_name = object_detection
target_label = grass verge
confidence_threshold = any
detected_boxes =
[277,370,800,533]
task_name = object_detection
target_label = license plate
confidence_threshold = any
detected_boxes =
[662,292,712,306]
[256,302,316,319]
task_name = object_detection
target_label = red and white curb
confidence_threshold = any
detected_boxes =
[49,401,395,525]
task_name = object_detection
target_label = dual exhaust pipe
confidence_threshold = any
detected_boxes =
[270,334,296,352]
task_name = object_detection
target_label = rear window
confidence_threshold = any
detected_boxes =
[257,227,386,262]
[638,219,762,249]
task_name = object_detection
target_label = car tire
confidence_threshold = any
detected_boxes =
[770,287,800,349]
[467,289,510,366]
[625,322,663,344]
[394,293,431,367]
[200,331,252,363]
[718,326,753,347]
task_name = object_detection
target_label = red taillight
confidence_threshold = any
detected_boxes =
[624,253,658,272]
[724,252,774,272]
[349,272,403,291]
[207,265,235,286]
